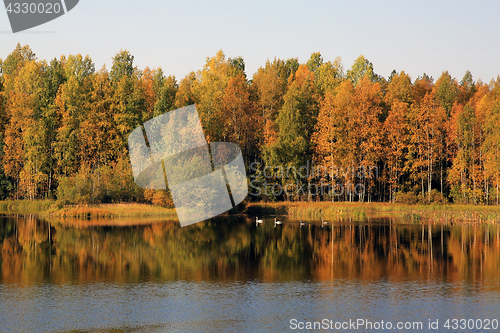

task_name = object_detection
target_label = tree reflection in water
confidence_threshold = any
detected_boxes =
[1,215,499,287]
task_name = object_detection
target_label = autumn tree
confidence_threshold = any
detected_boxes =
[447,82,490,203]
[481,82,500,204]
[174,71,198,109]
[3,60,51,199]
[0,45,39,198]
[222,73,255,157]
[194,50,244,142]
[413,74,433,103]
[265,65,319,200]
[1,44,500,205]
[406,92,447,202]
[349,77,384,201]
[313,75,383,202]
[381,72,414,200]
[54,54,95,177]
[458,70,476,105]
[313,81,355,201]
[384,71,413,106]
[110,50,145,145]
[251,58,288,154]
[383,100,409,202]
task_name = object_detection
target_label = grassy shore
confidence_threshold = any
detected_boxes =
[52,203,178,219]
[246,201,500,224]
[1,200,499,224]
[0,200,178,220]
[0,199,55,215]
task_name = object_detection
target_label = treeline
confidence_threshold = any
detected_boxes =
[0,44,499,205]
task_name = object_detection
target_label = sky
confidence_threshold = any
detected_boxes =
[1,0,500,83]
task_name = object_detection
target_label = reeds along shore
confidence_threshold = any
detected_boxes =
[0,200,177,219]
[1,200,498,224]
[246,202,500,224]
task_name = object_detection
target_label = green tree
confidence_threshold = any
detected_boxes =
[314,57,343,96]
[265,65,319,200]
[306,52,323,73]
[110,50,145,144]
[154,74,178,117]
[54,55,96,177]
[110,50,134,83]
[3,60,50,199]
[0,43,36,77]
[346,55,380,85]
[434,71,459,117]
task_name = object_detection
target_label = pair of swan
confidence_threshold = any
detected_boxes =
[256,217,329,227]
[255,217,283,227]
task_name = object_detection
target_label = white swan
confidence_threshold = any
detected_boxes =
[274,218,282,227]
[256,217,264,226]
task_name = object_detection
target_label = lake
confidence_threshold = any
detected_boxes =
[0,215,499,332]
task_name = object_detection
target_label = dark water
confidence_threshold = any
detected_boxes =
[1,215,500,332]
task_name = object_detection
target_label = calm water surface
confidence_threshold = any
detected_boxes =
[0,215,499,332]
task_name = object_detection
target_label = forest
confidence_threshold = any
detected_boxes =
[0,44,499,205]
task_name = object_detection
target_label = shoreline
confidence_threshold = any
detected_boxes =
[246,202,500,224]
[0,200,178,220]
[0,200,499,224]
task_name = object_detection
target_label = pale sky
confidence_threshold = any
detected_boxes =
[1,0,500,83]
